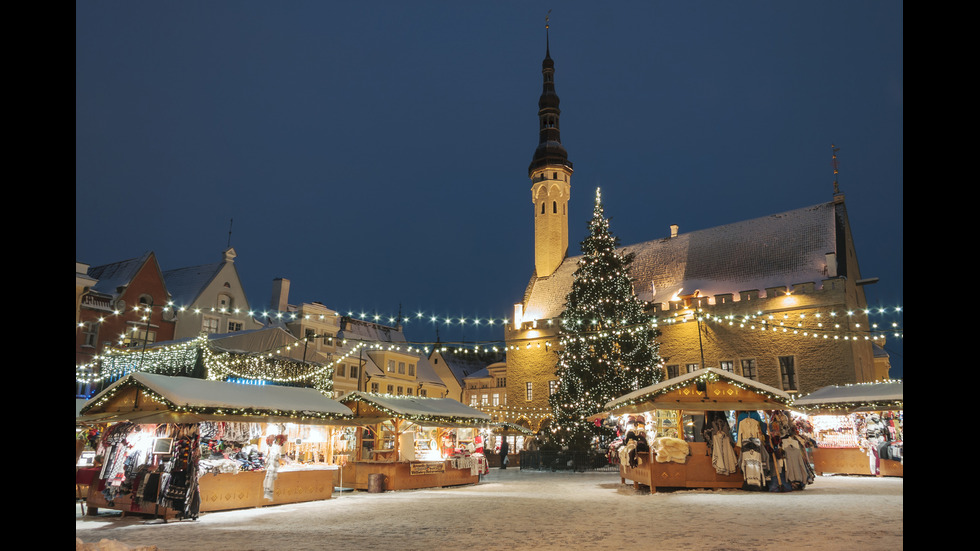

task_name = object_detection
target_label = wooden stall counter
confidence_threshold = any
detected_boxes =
[620,442,744,494]
[85,468,336,517]
[336,460,479,491]
[812,447,903,477]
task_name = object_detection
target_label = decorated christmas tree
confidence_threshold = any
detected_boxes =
[547,188,664,451]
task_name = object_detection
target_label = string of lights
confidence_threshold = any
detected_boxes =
[75,300,903,334]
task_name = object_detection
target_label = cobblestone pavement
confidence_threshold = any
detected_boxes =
[77,469,903,551]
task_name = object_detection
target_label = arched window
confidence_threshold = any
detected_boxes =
[541,202,545,214]
[553,201,557,213]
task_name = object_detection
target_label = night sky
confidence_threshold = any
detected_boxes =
[76,2,903,377]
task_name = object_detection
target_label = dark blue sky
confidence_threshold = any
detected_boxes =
[76,2,903,376]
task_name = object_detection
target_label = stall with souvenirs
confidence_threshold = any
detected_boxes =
[792,381,903,477]
[75,372,354,519]
[604,368,809,493]
[337,392,493,491]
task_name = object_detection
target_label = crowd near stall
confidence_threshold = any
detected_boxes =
[603,368,817,493]
[792,381,903,477]
[336,392,494,491]
[75,372,355,519]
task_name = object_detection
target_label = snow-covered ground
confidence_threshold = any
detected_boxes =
[77,469,902,551]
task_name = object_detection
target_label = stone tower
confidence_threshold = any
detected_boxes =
[529,25,572,279]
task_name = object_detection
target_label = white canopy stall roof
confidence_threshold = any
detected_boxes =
[78,372,355,426]
[793,381,903,414]
[341,391,493,428]
[604,368,795,414]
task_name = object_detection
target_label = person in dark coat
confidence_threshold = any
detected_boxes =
[500,437,510,469]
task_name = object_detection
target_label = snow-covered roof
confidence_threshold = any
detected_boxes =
[793,381,903,413]
[339,318,408,343]
[342,391,492,427]
[162,261,224,306]
[79,372,353,424]
[87,252,157,299]
[523,201,839,320]
[605,367,794,413]
[435,349,506,386]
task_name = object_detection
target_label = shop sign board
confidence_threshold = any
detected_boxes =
[410,462,445,475]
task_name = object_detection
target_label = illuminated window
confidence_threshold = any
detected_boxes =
[123,327,156,348]
[525,382,533,401]
[387,384,394,394]
[720,361,734,373]
[686,363,699,373]
[370,382,379,393]
[387,360,396,373]
[492,393,500,406]
[549,380,557,395]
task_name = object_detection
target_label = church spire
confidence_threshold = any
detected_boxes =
[529,14,573,279]
[529,13,572,177]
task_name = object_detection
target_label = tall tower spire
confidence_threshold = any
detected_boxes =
[530,13,573,278]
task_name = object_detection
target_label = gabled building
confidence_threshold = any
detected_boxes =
[460,360,510,423]
[76,252,176,369]
[502,33,885,431]
[163,247,264,340]
[268,278,448,399]
[428,348,506,403]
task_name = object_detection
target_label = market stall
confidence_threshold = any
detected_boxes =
[483,422,534,468]
[76,372,354,519]
[604,368,800,494]
[792,381,903,477]
[337,392,493,491]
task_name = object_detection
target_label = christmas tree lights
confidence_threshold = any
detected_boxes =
[547,189,664,451]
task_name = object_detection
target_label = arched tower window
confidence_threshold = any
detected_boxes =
[553,201,557,213]
[541,202,546,214]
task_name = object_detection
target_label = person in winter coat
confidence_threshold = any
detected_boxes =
[500,437,510,469]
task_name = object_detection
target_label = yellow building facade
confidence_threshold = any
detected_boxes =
[500,38,888,432]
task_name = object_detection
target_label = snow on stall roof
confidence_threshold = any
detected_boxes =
[83,372,353,417]
[605,368,793,412]
[524,202,838,320]
[342,391,492,423]
[793,380,903,408]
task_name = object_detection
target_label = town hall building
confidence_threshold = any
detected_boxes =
[501,33,889,433]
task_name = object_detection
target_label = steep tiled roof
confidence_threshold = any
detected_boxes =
[88,252,152,297]
[163,262,223,306]
[436,349,506,387]
[523,201,839,320]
